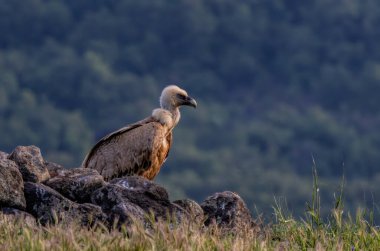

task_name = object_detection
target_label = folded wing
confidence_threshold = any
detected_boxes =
[82,117,172,181]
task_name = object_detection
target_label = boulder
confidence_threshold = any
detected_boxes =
[0,158,26,209]
[44,168,106,203]
[91,176,184,223]
[24,182,107,226]
[0,208,36,227]
[8,146,50,183]
[201,191,256,235]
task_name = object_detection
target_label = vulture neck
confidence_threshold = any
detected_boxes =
[170,107,181,127]
[161,104,181,129]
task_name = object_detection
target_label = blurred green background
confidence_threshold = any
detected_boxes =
[1,0,380,219]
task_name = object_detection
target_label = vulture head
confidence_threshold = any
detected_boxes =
[154,85,197,128]
[160,85,197,111]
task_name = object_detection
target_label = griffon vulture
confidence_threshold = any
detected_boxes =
[82,85,197,181]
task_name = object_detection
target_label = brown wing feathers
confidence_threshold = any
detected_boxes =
[82,117,171,181]
[82,117,153,168]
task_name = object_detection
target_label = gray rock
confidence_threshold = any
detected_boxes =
[44,168,106,203]
[8,146,50,183]
[201,191,256,235]
[24,182,107,226]
[91,176,184,223]
[0,207,36,226]
[0,158,26,209]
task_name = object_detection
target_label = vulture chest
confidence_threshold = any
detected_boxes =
[141,130,172,180]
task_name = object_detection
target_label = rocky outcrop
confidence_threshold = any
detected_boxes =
[24,182,106,226]
[8,146,50,183]
[0,145,257,234]
[201,191,257,235]
[0,158,26,209]
[44,168,106,203]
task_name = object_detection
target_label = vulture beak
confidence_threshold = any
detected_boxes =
[183,96,197,108]
[177,93,197,108]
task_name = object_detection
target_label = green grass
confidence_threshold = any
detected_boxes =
[1,169,379,250]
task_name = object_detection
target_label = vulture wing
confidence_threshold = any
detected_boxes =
[82,117,172,180]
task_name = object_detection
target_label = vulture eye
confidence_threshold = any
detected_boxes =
[176,94,186,100]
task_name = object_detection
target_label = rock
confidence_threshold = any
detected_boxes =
[173,199,204,222]
[0,208,36,226]
[0,158,26,209]
[0,151,8,159]
[24,182,107,226]
[44,168,106,203]
[44,161,65,178]
[91,176,184,223]
[8,146,50,183]
[201,191,256,235]
[91,183,149,227]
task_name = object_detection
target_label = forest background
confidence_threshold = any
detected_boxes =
[1,0,379,218]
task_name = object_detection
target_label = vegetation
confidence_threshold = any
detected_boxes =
[1,0,380,218]
[0,205,379,250]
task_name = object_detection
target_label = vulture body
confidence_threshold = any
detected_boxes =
[82,85,197,181]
